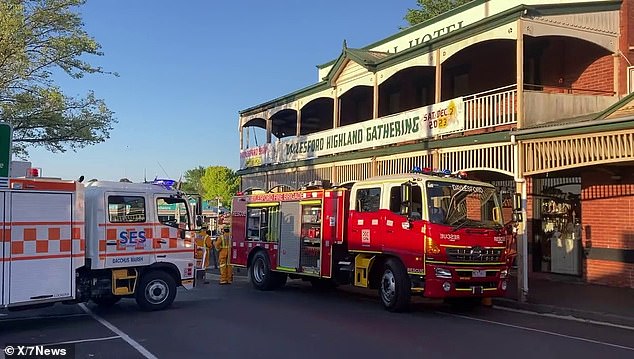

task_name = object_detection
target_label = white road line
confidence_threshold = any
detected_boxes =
[493,305,634,332]
[79,304,158,359]
[442,312,634,352]
[0,313,88,323]
[45,336,121,346]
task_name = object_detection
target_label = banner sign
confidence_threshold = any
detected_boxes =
[240,97,464,169]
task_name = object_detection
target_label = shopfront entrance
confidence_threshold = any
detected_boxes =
[531,177,582,276]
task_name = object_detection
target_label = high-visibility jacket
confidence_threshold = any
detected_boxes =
[195,230,213,268]
[214,231,230,250]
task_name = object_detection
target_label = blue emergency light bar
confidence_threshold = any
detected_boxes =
[152,178,176,190]
[411,167,468,179]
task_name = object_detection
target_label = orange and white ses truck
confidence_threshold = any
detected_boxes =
[230,168,521,312]
[1,176,203,312]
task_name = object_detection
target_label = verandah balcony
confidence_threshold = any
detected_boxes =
[459,83,617,134]
[239,84,617,169]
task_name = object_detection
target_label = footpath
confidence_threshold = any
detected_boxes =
[494,274,634,328]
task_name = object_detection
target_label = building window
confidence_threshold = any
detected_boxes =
[108,196,146,223]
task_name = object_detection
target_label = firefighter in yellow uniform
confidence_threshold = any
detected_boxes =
[215,225,233,284]
[195,229,213,269]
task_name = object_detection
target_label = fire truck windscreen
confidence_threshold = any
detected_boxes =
[426,181,503,229]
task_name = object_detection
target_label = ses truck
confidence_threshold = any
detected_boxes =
[230,168,522,312]
[1,176,203,312]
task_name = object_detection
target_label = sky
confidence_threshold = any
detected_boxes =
[25,0,415,182]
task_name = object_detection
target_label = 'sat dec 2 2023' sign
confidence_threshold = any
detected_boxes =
[240,97,464,169]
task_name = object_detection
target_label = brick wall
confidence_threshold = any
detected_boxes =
[536,37,614,94]
[581,168,634,288]
[586,259,634,288]
[571,55,614,94]
[618,0,634,94]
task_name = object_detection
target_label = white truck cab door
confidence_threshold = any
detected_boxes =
[103,192,154,268]
[153,196,195,280]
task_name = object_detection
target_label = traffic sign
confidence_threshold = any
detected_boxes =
[0,122,11,178]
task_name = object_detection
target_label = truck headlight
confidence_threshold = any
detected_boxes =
[500,269,508,279]
[435,267,452,279]
[501,280,508,291]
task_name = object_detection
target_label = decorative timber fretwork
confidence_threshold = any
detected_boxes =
[376,151,432,176]
[523,129,634,176]
[438,143,515,177]
[334,160,372,184]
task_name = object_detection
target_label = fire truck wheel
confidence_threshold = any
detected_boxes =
[379,258,411,312]
[135,270,177,311]
[250,251,275,290]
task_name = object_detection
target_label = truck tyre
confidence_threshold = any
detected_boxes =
[250,251,276,290]
[379,258,411,312]
[135,270,177,311]
[92,295,121,308]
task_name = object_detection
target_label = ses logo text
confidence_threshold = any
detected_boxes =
[118,230,147,247]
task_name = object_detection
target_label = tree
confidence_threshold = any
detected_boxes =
[181,166,206,195]
[404,0,474,26]
[0,0,117,158]
[200,166,239,206]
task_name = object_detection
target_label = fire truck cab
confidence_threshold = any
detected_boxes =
[231,168,521,312]
[1,177,202,312]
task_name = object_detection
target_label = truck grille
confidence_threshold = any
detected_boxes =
[445,247,502,263]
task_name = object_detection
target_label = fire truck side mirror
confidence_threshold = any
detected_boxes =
[195,215,204,228]
[400,182,413,217]
[513,193,522,212]
[512,193,523,223]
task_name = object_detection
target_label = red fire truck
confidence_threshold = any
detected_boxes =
[230,168,521,312]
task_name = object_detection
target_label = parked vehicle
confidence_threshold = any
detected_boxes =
[1,176,203,312]
[230,168,522,311]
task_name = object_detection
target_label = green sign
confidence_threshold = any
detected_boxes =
[0,123,11,178]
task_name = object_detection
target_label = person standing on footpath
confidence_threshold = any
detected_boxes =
[215,225,233,284]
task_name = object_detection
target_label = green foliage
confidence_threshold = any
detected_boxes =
[404,0,474,26]
[0,0,117,158]
[200,166,240,206]
[181,166,206,195]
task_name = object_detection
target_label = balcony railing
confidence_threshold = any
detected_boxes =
[463,84,517,131]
